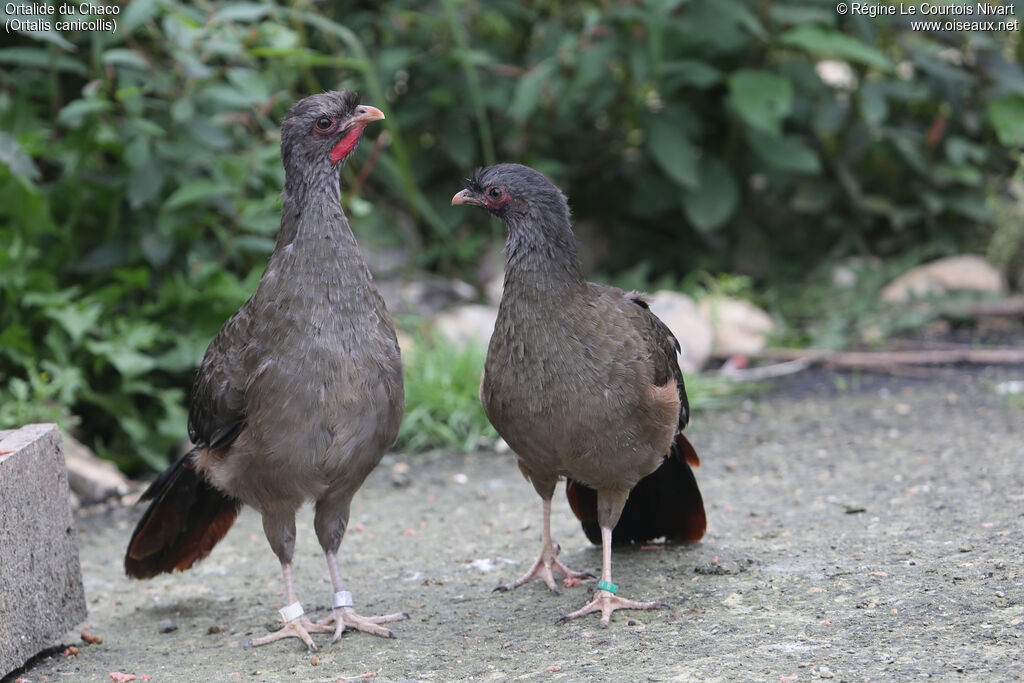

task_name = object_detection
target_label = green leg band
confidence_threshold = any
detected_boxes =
[596,580,618,595]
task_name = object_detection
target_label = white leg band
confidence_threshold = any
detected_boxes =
[333,591,353,609]
[279,601,304,622]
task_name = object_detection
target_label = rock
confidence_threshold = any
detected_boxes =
[64,435,130,506]
[831,256,882,288]
[430,304,497,351]
[698,296,775,357]
[474,241,506,307]
[359,242,407,280]
[483,273,504,307]
[390,462,411,488]
[881,255,1005,303]
[395,330,416,357]
[157,619,178,634]
[0,424,87,676]
[400,275,477,317]
[377,273,478,318]
[815,59,857,90]
[646,291,713,372]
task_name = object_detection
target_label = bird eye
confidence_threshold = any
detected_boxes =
[315,117,332,131]
[488,187,504,200]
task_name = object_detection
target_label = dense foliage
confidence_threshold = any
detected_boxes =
[1,0,1020,468]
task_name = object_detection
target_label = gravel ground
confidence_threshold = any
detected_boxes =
[8,366,1024,682]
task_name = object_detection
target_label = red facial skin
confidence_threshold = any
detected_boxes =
[329,124,368,165]
[311,105,386,165]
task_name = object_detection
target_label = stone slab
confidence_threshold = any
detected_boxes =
[0,424,87,676]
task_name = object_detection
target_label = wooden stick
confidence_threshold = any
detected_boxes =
[759,347,1024,367]
[719,358,813,381]
[965,296,1024,317]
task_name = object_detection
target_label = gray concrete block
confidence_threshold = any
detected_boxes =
[0,424,87,676]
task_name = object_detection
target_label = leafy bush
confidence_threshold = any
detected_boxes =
[397,335,496,453]
[1,0,1020,469]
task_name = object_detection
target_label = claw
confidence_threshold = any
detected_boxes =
[497,543,591,594]
[558,592,664,627]
[317,607,408,642]
[247,616,320,651]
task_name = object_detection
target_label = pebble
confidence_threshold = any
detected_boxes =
[158,620,178,634]
[390,462,411,488]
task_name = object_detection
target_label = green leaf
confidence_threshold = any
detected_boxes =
[648,118,699,189]
[102,49,149,70]
[121,0,159,32]
[140,230,174,267]
[0,133,39,180]
[944,136,987,165]
[57,99,113,129]
[728,69,793,135]
[682,158,739,232]
[0,47,87,75]
[747,132,821,173]
[11,22,75,51]
[931,163,982,187]
[662,60,721,88]
[226,67,271,102]
[716,0,766,38]
[781,26,892,71]
[859,83,888,127]
[509,60,556,122]
[165,181,232,210]
[46,303,104,344]
[127,162,167,208]
[769,4,837,25]
[215,3,273,22]
[987,95,1024,147]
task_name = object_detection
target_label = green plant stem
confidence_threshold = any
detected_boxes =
[441,0,497,167]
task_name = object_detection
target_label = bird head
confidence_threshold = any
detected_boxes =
[451,164,568,222]
[280,91,384,170]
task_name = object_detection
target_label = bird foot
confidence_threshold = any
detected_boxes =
[247,615,320,651]
[495,543,594,594]
[315,607,409,642]
[557,590,665,628]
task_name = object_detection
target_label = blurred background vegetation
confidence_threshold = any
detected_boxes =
[1,0,1022,471]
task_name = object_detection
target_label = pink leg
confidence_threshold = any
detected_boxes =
[558,525,664,627]
[247,563,320,651]
[314,551,408,642]
[496,498,593,594]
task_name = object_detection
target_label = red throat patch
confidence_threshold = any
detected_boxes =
[330,124,367,164]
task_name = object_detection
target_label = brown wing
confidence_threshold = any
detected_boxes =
[566,290,706,544]
[187,305,253,451]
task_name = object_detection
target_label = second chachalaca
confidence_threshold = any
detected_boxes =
[124,91,405,650]
[452,164,706,626]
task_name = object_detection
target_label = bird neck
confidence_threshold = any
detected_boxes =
[277,159,357,244]
[282,158,343,219]
[501,211,585,299]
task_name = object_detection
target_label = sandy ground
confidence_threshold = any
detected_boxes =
[8,367,1024,682]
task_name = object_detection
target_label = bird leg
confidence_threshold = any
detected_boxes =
[247,562,320,650]
[313,551,408,642]
[496,497,593,594]
[558,525,664,627]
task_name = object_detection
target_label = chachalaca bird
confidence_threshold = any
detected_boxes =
[452,164,706,626]
[124,91,406,650]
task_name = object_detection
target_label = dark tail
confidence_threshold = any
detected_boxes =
[124,449,241,579]
[566,434,706,545]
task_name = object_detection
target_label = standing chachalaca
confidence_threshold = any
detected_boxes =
[452,164,706,626]
[124,91,406,650]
